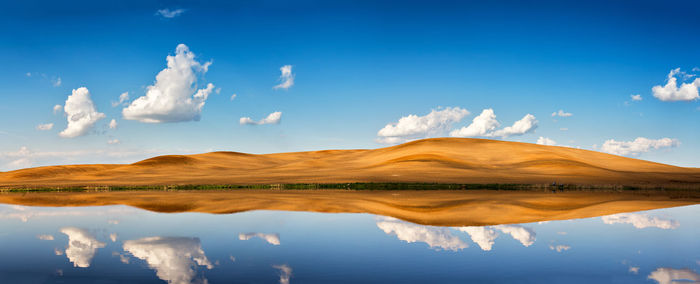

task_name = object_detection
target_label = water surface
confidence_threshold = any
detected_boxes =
[0,203,698,283]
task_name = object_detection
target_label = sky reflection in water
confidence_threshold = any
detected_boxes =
[0,204,698,283]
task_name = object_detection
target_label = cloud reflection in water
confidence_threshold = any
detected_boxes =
[273,264,293,284]
[602,213,679,229]
[60,227,106,268]
[239,232,281,245]
[376,217,468,251]
[647,267,700,284]
[123,236,213,284]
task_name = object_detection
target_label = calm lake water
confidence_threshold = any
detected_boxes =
[0,203,698,283]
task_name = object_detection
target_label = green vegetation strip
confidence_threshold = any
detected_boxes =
[1,182,699,192]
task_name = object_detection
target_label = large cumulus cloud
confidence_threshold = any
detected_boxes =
[123,44,215,123]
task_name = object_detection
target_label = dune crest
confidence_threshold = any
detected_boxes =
[1,138,699,187]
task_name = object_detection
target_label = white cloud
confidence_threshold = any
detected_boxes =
[630,94,643,101]
[648,267,700,284]
[273,264,293,284]
[239,111,282,125]
[652,68,700,101]
[448,108,497,138]
[494,225,536,247]
[109,119,118,129]
[112,92,129,107]
[60,227,106,268]
[110,233,118,242]
[551,110,573,117]
[52,77,62,87]
[123,236,213,284]
[601,213,679,229]
[559,128,568,131]
[230,94,237,101]
[376,217,468,251]
[549,244,571,252]
[629,266,640,274]
[273,65,294,90]
[53,104,63,114]
[156,8,186,18]
[1,146,33,169]
[450,109,538,138]
[0,205,137,223]
[238,232,281,245]
[123,44,214,123]
[0,145,165,171]
[488,114,538,138]
[378,107,469,144]
[59,87,106,138]
[600,137,679,156]
[36,123,54,131]
[107,139,120,145]
[536,137,557,146]
[456,226,498,251]
[26,72,32,77]
[37,234,54,241]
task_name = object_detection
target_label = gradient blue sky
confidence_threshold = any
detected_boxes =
[1,0,699,170]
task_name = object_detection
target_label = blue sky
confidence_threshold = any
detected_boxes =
[1,0,699,170]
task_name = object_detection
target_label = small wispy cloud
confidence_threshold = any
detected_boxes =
[630,94,642,101]
[109,119,118,129]
[52,77,62,87]
[551,109,573,117]
[155,8,186,19]
[273,65,294,90]
[36,123,54,131]
[230,94,237,101]
[53,105,63,114]
[240,111,282,125]
[111,92,129,107]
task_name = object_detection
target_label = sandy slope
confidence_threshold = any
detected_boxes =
[1,138,699,187]
[0,190,697,226]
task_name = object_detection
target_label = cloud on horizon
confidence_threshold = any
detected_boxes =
[377,107,469,144]
[450,109,538,139]
[536,136,557,146]
[600,137,679,156]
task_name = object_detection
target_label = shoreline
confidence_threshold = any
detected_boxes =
[1,189,698,226]
[2,182,700,192]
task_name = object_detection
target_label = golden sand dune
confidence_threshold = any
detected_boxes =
[0,190,697,226]
[1,138,699,187]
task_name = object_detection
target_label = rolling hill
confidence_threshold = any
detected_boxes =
[1,138,699,188]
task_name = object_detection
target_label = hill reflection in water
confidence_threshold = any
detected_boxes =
[0,202,698,283]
